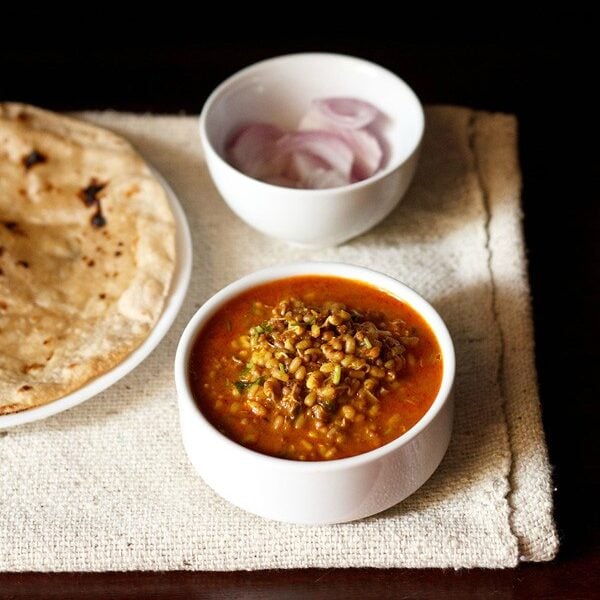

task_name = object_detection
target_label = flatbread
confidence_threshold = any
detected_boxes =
[0,103,176,414]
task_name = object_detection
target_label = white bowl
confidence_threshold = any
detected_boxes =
[175,262,454,524]
[199,53,424,248]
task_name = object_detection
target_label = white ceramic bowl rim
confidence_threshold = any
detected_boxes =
[175,262,455,473]
[199,52,425,195]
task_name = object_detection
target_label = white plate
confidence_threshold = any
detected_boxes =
[0,170,192,429]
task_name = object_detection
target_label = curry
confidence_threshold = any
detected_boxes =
[189,276,443,461]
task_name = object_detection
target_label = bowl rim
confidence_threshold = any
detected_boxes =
[175,261,455,472]
[198,52,425,195]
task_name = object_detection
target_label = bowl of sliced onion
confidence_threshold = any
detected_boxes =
[199,53,424,248]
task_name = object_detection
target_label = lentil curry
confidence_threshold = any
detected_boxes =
[189,276,443,461]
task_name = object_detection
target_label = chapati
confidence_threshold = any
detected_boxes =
[0,103,176,414]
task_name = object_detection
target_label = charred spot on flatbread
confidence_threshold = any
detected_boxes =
[91,209,107,228]
[79,179,106,206]
[79,179,108,228]
[22,149,47,170]
[3,221,26,236]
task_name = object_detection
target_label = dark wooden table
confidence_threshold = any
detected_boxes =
[1,25,597,600]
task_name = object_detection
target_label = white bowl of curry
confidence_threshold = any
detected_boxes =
[175,262,455,524]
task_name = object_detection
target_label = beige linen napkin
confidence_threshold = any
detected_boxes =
[0,107,558,570]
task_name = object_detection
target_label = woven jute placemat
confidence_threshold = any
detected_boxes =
[0,107,558,570]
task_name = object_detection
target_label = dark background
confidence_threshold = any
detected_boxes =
[1,15,597,600]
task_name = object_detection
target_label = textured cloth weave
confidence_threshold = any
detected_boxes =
[0,107,558,570]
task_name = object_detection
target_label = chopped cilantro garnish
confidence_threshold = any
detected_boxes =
[332,363,342,385]
[240,362,253,376]
[234,380,251,393]
[253,321,272,335]
[234,374,265,394]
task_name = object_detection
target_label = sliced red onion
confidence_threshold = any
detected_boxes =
[286,152,350,189]
[299,109,382,180]
[277,130,354,179]
[313,97,380,129]
[344,128,383,180]
[227,123,286,180]
[225,98,386,189]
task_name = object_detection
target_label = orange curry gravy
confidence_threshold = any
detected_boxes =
[189,276,443,461]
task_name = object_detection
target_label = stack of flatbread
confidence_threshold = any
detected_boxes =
[0,103,176,415]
